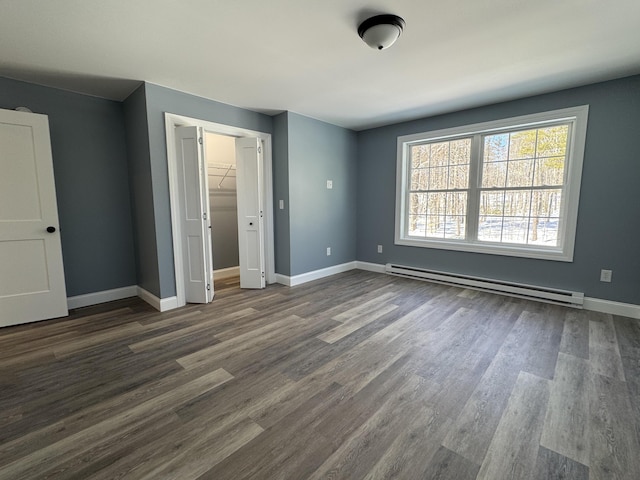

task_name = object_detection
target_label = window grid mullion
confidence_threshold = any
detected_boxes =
[525,129,540,244]
[409,188,469,194]
[478,184,563,192]
[444,148,450,239]
[467,134,482,241]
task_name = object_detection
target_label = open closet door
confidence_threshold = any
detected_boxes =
[175,126,213,303]
[235,137,265,289]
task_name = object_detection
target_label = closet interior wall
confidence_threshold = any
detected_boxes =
[205,132,239,271]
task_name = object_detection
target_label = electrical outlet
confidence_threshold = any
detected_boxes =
[377,245,383,253]
[600,269,612,282]
[326,247,331,256]
[326,180,333,189]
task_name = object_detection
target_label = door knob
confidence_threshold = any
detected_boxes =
[46,226,56,233]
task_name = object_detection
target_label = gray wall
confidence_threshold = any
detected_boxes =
[123,83,159,295]
[287,112,358,276]
[0,76,136,297]
[356,75,640,304]
[5,73,634,304]
[272,112,291,276]
[136,82,273,298]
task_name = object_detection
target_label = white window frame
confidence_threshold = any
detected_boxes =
[395,105,589,262]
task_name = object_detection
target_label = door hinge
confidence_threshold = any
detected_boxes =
[207,283,211,291]
[262,272,265,278]
[198,137,203,145]
[258,146,262,153]
[203,212,207,220]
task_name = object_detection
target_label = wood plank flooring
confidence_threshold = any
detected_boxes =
[0,270,639,479]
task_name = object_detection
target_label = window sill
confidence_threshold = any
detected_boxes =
[395,236,573,262]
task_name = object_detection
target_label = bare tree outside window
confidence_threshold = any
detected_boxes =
[479,125,568,246]
[409,138,471,239]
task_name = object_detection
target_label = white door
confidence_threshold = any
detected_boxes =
[175,126,213,303]
[0,108,68,327]
[235,137,265,289]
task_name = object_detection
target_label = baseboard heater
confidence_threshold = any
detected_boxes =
[385,263,584,308]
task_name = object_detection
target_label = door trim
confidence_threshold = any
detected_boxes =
[164,113,275,308]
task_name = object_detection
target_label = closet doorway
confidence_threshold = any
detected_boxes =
[165,113,275,309]
[206,132,240,288]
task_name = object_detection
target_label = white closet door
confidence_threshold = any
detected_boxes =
[175,126,213,303]
[235,137,265,289]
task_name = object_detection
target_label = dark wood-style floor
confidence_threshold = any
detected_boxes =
[1,270,639,479]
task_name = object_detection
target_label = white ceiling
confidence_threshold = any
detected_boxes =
[1,0,639,130]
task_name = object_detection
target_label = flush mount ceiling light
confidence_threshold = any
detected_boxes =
[358,14,405,50]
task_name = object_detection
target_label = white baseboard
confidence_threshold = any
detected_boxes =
[275,273,291,286]
[137,287,179,312]
[355,261,386,273]
[65,266,640,320]
[213,266,240,280]
[276,261,357,287]
[583,297,640,319]
[67,285,137,310]
[67,285,180,313]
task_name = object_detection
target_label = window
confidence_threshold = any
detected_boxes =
[395,106,588,261]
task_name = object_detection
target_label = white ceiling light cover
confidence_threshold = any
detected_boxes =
[358,14,406,50]
[361,23,402,50]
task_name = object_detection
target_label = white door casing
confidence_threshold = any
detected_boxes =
[174,126,213,303]
[0,108,68,327]
[235,137,265,289]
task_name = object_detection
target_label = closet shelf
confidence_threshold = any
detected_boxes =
[208,163,236,189]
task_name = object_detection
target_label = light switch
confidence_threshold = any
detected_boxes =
[326,180,333,189]
[279,199,284,210]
